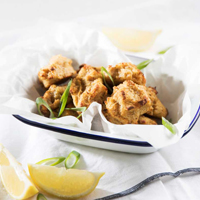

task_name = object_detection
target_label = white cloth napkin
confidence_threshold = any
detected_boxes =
[1,115,200,200]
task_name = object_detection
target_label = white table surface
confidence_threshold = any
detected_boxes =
[1,0,200,200]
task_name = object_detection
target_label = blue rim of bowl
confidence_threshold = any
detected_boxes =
[13,105,200,147]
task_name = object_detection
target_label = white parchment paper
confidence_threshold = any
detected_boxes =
[0,22,199,149]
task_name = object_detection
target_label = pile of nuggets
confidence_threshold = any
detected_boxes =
[38,55,168,125]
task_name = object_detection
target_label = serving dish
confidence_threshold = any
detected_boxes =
[13,52,200,153]
[0,23,199,153]
[14,102,200,154]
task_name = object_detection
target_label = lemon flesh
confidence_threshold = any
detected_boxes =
[0,144,38,199]
[102,27,161,52]
[28,164,104,199]
[0,151,10,166]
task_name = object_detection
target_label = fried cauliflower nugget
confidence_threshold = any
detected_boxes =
[38,55,77,88]
[40,84,78,117]
[146,87,168,118]
[70,64,108,108]
[103,80,152,124]
[106,62,146,86]
[138,115,157,125]
[103,107,122,124]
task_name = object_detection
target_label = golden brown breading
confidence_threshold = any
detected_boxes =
[104,80,152,124]
[70,64,108,108]
[38,55,77,88]
[138,115,157,125]
[146,87,168,118]
[106,62,146,86]
[102,106,122,124]
[40,84,73,117]
[79,64,101,73]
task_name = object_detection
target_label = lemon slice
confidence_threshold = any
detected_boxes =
[0,144,38,199]
[102,27,162,52]
[28,164,104,199]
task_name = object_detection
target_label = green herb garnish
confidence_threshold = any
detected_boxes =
[36,157,66,166]
[37,193,47,200]
[36,97,55,118]
[158,46,172,54]
[65,107,87,119]
[101,67,115,93]
[58,79,72,117]
[64,150,80,169]
[137,59,153,70]
[162,117,177,134]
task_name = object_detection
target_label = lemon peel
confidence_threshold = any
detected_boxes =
[0,144,38,199]
[28,164,104,199]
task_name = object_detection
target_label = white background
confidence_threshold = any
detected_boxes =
[0,0,150,31]
[0,0,200,200]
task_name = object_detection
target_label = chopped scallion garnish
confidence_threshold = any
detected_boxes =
[58,79,72,117]
[37,193,47,200]
[162,117,177,134]
[101,67,115,93]
[36,97,55,118]
[64,150,80,169]
[36,157,66,166]
[65,107,87,119]
[137,59,153,70]
[158,46,172,54]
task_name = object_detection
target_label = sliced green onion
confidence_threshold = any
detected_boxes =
[137,59,153,70]
[64,150,80,169]
[37,193,47,200]
[158,46,172,54]
[58,79,72,117]
[162,117,177,134]
[65,107,87,119]
[36,157,65,166]
[101,67,115,93]
[36,97,55,118]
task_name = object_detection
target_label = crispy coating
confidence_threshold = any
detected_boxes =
[70,64,108,108]
[40,84,74,117]
[146,87,168,118]
[38,55,77,88]
[102,104,122,124]
[106,62,146,86]
[138,115,157,125]
[37,57,167,125]
[79,64,101,73]
[104,80,152,124]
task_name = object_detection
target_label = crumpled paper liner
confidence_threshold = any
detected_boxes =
[0,21,199,149]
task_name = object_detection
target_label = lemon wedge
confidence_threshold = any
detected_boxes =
[0,144,38,199]
[28,164,104,199]
[102,27,162,52]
